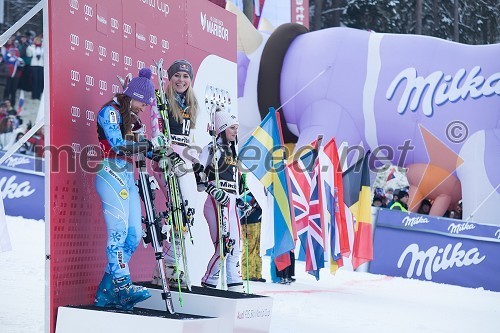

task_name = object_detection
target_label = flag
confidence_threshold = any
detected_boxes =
[288,140,324,279]
[386,167,396,181]
[319,138,351,274]
[17,90,24,115]
[240,108,294,270]
[342,151,373,270]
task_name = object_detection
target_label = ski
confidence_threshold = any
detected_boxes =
[136,152,175,314]
[153,58,193,293]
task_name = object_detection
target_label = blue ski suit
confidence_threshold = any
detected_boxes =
[95,102,148,279]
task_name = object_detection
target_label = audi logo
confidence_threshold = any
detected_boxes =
[111,18,119,30]
[71,70,80,82]
[71,106,81,117]
[98,46,106,57]
[70,34,79,46]
[69,0,79,10]
[123,23,132,35]
[85,75,94,86]
[124,56,132,67]
[112,84,120,93]
[151,65,157,75]
[71,143,81,153]
[137,60,145,69]
[84,4,93,17]
[99,80,107,91]
[161,39,169,49]
[86,110,96,121]
[87,146,97,157]
[149,34,157,44]
[85,40,93,52]
[111,51,119,62]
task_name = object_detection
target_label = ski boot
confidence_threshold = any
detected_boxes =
[152,263,188,289]
[94,272,118,307]
[227,282,244,292]
[113,275,151,310]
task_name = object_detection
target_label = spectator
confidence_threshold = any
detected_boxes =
[417,199,432,215]
[17,32,33,93]
[390,190,409,212]
[3,43,24,106]
[4,100,22,127]
[240,191,266,282]
[387,188,400,209]
[372,196,385,207]
[28,36,44,100]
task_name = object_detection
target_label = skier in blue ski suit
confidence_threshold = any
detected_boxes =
[94,68,159,310]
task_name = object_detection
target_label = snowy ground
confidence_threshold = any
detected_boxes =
[1,216,499,333]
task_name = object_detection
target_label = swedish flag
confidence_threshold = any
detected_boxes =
[240,108,294,270]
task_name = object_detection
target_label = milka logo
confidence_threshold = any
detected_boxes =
[402,215,430,227]
[448,222,475,234]
[200,12,229,41]
[0,176,36,199]
[495,229,500,239]
[3,156,30,168]
[398,242,485,280]
[386,66,500,116]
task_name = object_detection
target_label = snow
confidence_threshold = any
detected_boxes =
[1,216,499,333]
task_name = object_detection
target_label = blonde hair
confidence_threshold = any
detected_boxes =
[166,83,198,129]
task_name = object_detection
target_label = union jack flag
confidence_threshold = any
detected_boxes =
[288,143,325,280]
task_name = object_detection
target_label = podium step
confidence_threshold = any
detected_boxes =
[55,305,220,333]
[138,282,273,333]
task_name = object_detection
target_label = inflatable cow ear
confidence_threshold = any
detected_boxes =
[117,73,133,92]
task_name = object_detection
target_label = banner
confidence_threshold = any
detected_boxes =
[369,209,500,292]
[0,151,44,220]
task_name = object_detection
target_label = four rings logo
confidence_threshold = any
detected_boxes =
[137,60,145,69]
[71,106,81,118]
[161,39,169,50]
[86,110,95,121]
[71,143,81,153]
[70,34,79,46]
[124,56,132,67]
[85,75,94,86]
[111,51,119,63]
[69,0,79,10]
[150,34,157,45]
[123,23,132,35]
[84,4,93,17]
[111,18,119,30]
[99,80,107,91]
[71,70,80,82]
[87,145,97,157]
[151,65,157,75]
[161,69,168,79]
[98,46,107,57]
[112,84,120,94]
[85,40,93,52]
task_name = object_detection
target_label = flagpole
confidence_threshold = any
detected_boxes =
[274,108,297,240]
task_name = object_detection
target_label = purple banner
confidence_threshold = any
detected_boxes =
[369,209,500,292]
[0,152,44,220]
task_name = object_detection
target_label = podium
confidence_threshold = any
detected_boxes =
[55,305,220,333]
[139,283,274,333]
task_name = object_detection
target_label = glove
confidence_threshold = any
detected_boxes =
[151,134,167,152]
[222,233,235,257]
[236,198,253,218]
[206,184,230,206]
[193,162,207,191]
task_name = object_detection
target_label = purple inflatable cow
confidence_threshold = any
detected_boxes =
[232,4,500,226]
